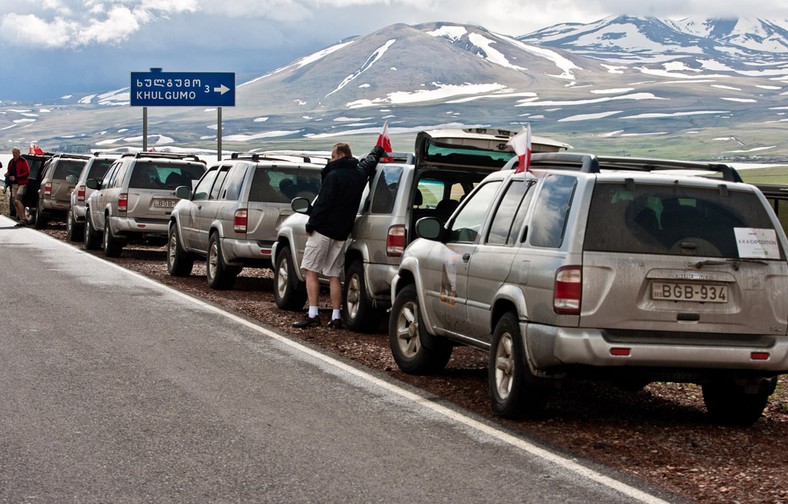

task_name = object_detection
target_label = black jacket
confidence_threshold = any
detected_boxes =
[305,146,384,240]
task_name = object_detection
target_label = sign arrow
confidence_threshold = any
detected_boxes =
[214,84,230,95]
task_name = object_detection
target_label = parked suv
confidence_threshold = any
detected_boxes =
[389,153,788,425]
[167,152,326,289]
[33,153,90,229]
[272,128,569,332]
[84,152,206,257]
[66,153,119,241]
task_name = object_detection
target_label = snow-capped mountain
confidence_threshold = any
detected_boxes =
[1,18,786,161]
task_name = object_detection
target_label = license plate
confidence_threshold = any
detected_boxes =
[651,282,728,303]
[153,199,177,208]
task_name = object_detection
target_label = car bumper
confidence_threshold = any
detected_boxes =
[114,217,169,236]
[523,323,788,373]
[222,237,274,267]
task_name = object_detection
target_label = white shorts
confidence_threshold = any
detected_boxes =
[301,231,345,278]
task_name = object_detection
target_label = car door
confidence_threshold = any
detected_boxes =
[193,165,231,254]
[424,179,503,335]
[180,166,221,250]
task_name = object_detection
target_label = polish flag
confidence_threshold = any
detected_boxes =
[376,121,393,161]
[29,143,45,155]
[506,124,532,173]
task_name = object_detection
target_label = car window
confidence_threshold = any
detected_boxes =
[486,179,531,246]
[87,159,114,180]
[249,166,288,203]
[104,163,121,188]
[210,166,231,200]
[449,180,502,243]
[370,165,403,213]
[193,168,220,201]
[529,174,576,249]
[129,161,205,190]
[584,182,784,259]
[417,179,444,208]
[223,164,247,201]
[53,159,86,180]
[267,167,321,201]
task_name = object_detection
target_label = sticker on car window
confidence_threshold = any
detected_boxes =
[734,228,780,258]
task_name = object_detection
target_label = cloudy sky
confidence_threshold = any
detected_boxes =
[1,0,785,102]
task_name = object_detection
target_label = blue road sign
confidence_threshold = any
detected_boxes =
[131,69,235,107]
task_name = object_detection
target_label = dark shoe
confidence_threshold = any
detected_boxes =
[13,221,26,228]
[327,318,342,330]
[292,315,321,328]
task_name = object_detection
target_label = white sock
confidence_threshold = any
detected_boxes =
[308,306,319,318]
[332,309,341,320]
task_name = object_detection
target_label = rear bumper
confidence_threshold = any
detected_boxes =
[114,217,168,236]
[523,323,788,373]
[222,237,273,268]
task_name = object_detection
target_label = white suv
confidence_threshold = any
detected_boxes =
[390,153,788,425]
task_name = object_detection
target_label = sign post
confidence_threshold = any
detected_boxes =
[130,68,235,157]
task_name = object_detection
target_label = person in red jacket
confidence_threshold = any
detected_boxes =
[8,147,30,227]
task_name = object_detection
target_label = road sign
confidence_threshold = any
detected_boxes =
[130,69,235,107]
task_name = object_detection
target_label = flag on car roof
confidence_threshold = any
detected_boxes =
[506,124,532,173]
[29,143,44,155]
[376,121,393,162]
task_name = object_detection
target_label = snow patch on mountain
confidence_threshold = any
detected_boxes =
[326,39,395,98]
[346,82,508,108]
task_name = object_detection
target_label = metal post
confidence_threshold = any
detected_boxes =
[143,107,148,152]
[217,107,223,161]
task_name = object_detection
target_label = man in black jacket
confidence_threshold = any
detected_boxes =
[293,142,384,329]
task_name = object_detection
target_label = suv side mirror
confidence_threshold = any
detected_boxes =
[175,185,192,199]
[86,178,100,190]
[291,197,311,214]
[414,216,443,240]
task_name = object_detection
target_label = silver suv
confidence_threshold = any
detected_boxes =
[167,152,326,289]
[272,128,569,332]
[34,153,90,229]
[84,152,207,257]
[66,153,118,241]
[390,153,788,425]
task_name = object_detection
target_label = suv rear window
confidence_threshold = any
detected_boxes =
[585,182,784,259]
[129,161,205,189]
[53,159,86,180]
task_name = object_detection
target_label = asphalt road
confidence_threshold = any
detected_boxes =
[0,218,681,503]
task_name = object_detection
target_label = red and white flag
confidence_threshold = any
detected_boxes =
[506,124,532,173]
[29,143,45,155]
[376,121,393,161]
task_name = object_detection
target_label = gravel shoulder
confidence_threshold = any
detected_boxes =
[29,213,788,504]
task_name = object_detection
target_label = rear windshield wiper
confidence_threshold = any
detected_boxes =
[691,258,769,270]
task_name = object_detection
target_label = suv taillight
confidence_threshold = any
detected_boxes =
[43,182,52,197]
[118,193,128,213]
[233,209,248,233]
[77,185,86,202]
[386,225,406,257]
[554,266,582,315]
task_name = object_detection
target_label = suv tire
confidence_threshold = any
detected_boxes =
[343,260,383,333]
[388,284,452,374]
[702,379,775,426]
[103,216,124,258]
[66,207,83,242]
[167,224,195,277]
[33,200,48,229]
[207,232,239,290]
[273,245,307,310]
[489,312,551,420]
[83,210,102,250]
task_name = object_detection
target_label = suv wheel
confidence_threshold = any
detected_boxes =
[83,210,101,250]
[103,216,124,258]
[207,232,239,290]
[167,224,194,277]
[66,207,83,242]
[273,245,307,310]
[388,284,452,374]
[33,200,48,229]
[343,260,383,333]
[702,378,775,426]
[489,312,551,420]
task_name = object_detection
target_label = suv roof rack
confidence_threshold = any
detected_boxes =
[50,152,92,160]
[122,151,202,162]
[505,152,743,183]
[229,152,325,164]
[381,151,415,164]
